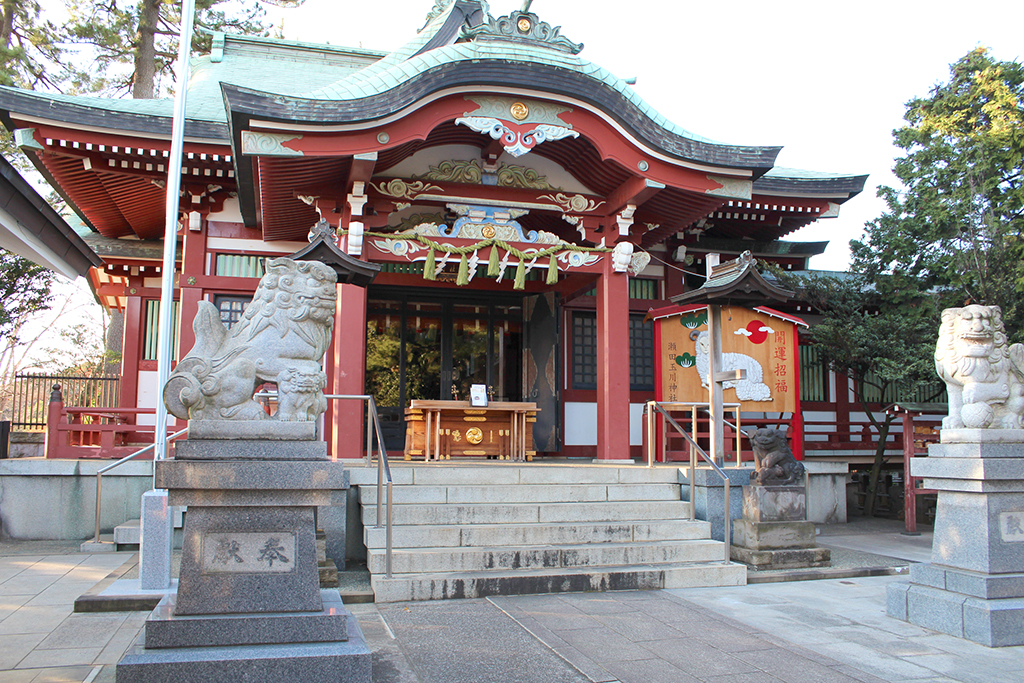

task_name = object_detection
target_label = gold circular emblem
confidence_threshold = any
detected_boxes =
[510,102,529,121]
[466,427,484,445]
[517,17,531,33]
[481,225,496,238]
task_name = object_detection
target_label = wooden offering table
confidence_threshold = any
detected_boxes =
[404,400,538,461]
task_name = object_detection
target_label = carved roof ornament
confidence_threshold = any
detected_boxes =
[415,159,556,190]
[670,251,795,308]
[461,6,584,55]
[423,0,455,26]
[455,116,579,157]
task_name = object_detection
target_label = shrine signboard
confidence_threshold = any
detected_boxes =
[651,304,805,413]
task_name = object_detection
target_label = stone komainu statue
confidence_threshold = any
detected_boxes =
[935,305,1024,430]
[749,428,804,486]
[164,258,337,422]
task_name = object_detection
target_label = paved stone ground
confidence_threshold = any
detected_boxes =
[3,521,1023,682]
[0,543,141,683]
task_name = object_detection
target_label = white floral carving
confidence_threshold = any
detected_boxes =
[558,251,600,268]
[372,238,425,257]
[539,193,605,213]
[628,251,651,277]
[455,117,580,158]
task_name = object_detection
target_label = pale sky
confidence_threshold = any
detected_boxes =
[263,0,1024,271]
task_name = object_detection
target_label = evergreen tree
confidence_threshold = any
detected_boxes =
[64,0,272,98]
[852,47,1024,340]
[0,0,66,90]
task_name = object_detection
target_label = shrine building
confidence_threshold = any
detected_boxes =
[0,1,867,462]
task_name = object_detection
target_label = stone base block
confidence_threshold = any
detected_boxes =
[117,605,371,683]
[690,467,753,542]
[175,506,322,616]
[730,545,830,570]
[732,519,815,550]
[145,590,348,648]
[173,440,328,461]
[188,420,317,441]
[742,485,806,522]
[910,563,1024,599]
[887,580,1024,647]
[319,560,339,588]
[156,459,349,493]
[940,429,1024,445]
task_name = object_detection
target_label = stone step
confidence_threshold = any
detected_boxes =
[370,561,746,602]
[364,519,712,549]
[358,482,682,505]
[348,465,686,488]
[365,539,726,575]
[113,519,141,546]
[360,500,692,526]
[319,560,340,588]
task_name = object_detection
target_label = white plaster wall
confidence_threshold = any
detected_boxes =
[564,402,644,447]
[136,370,159,425]
[208,196,243,223]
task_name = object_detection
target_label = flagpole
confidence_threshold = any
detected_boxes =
[141,0,196,591]
[155,0,197,464]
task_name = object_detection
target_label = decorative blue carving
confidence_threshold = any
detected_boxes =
[443,204,539,243]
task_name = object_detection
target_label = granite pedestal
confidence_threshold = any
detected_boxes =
[887,432,1024,646]
[730,485,831,569]
[690,466,753,542]
[116,428,369,681]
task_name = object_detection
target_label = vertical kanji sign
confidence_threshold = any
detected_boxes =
[653,305,803,413]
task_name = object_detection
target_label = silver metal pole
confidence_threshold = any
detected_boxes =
[145,0,196,590]
[708,304,725,467]
[154,0,197,462]
[723,480,731,564]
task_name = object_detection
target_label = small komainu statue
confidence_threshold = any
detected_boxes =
[749,428,804,486]
[164,258,337,422]
[935,304,1024,430]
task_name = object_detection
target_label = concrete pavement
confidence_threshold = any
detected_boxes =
[2,527,1022,682]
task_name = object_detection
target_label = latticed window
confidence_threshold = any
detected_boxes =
[215,254,265,278]
[572,312,598,389]
[799,344,830,403]
[215,296,250,329]
[143,300,180,361]
[629,315,655,390]
[629,279,658,300]
[571,312,655,391]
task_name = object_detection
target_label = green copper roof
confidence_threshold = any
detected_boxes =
[0,32,384,130]
[763,167,860,181]
[186,33,384,124]
[304,3,721,146]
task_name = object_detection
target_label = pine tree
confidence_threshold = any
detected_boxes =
[64,0,272,99]
[0,0,66,90]
[852,48,1024,340]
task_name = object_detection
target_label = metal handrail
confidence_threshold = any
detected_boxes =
[93,426,189,543]
[644,401,744,467]
[645,401,733,564]
[272,392,394,580]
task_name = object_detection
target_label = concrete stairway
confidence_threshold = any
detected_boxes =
[355,464,745,602]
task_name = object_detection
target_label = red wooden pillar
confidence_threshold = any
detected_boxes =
[595,258,631,461]
[328,283,368,459]
[177,216,207,357]
[119,285,144,410]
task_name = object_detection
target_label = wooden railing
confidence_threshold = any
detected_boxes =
[43,384,180,459]
[11,374,119,429]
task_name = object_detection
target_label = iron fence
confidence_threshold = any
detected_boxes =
[10,374,120,429]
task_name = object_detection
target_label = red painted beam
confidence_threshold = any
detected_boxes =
[602,176,665,218]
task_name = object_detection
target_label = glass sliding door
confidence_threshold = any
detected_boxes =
[364,292,524,451]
